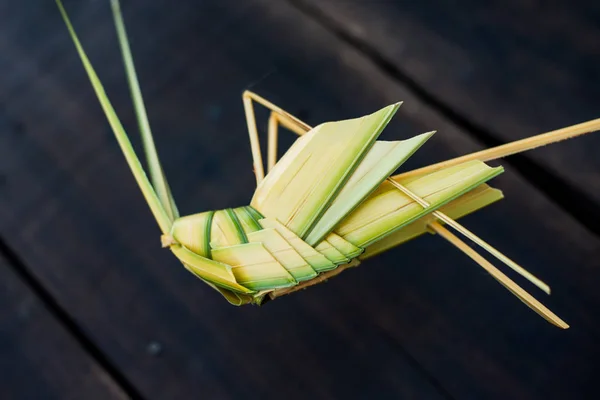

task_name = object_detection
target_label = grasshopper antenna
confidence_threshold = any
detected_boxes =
[396,118,600,180]
[111,0,179,221]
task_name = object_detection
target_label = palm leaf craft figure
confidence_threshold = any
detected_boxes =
[57,0,600,329]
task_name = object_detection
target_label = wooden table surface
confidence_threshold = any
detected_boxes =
[1,1,598,399]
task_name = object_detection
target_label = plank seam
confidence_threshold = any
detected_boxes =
[286,0,600,238]
[0,238,145,400]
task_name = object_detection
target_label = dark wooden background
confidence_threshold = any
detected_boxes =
[1,0,599,399]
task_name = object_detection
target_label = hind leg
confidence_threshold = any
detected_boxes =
[242,90,310,184]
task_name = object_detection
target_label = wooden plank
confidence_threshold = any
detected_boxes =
[290,0,600,225]
[0,253,127,399]
[0,0,598,399]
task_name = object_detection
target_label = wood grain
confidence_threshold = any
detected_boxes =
[0,0,598,399]
[0,253,127,399]
[291,0,600,227]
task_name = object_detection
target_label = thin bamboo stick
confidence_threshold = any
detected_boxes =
[395,118,600,180]
[243,95,265,184]
[276,113,311,136]
[267,113,279,171]
[243,91,312,183]
[243,91,312,132]
[429,221,568,329]
[386,178,551,294]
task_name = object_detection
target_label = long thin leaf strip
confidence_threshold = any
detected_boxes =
[204,211,215,259]
[56,0,172,233]
[361,184,504,259]
[305,132,435,245]
[212,243,296,291]
[111,0,178,221]
[338,161,503,247]
[202,281,254,306]
[245,206,264,224]
[226,208,248,243]
[251,104,401,238]
[259,218,336,272]
[325,232,363,259]
[315,241,349,264]
[233,207,262,234]
[247,229,317,281]
[171,211,213,257]
[170,245,251,293]
[187,273,254,306]
[210,210,246,249]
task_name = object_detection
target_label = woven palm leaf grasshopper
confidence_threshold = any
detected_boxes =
[57,0,600,328]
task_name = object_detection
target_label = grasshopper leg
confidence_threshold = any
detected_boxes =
[242,91,311,184]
